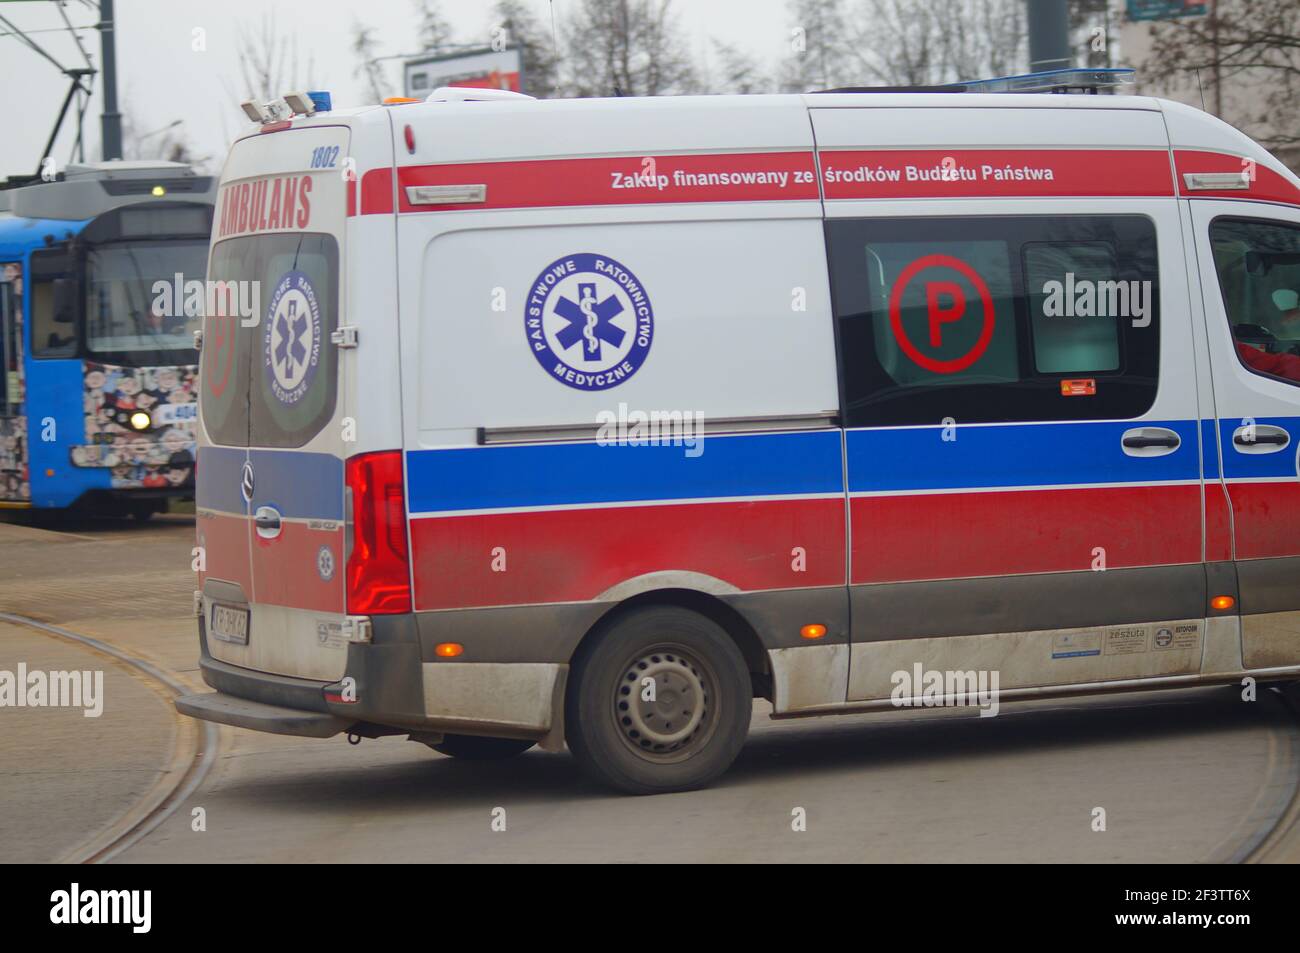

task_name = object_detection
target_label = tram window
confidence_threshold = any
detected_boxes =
[30,250,77,359]
[0,281,14,414]
[85,240,207,362]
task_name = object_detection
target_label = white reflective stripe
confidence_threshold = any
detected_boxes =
[407,491,845,520]
[405,184,487,205]
[848,478,1203,498]
[1183,172,1250,191]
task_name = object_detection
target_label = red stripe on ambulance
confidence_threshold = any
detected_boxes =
[1173,149,1300,207]
[351,167,393,216]
[1225,481,1300,560]
[195,512,251,593]
[819,149,1176,200]
[409,497,845,611]
[249,521,345,613]
[383,151,820,214]
[850,484,1202,585]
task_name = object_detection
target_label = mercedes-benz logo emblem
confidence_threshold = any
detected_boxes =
[240,460,255,503]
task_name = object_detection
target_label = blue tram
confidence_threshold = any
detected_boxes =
[0,161,215,516]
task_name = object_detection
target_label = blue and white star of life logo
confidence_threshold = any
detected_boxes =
[526,253,654,391]
[317,545,335,582]
[263,270,322,406]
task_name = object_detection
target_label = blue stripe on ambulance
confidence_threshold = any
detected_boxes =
[1218,416,1300,480]
[404,429,845,515]
[197,446,248,515]
[198,446,342,520]
[846,419,1202,493]
[248,450,343,520]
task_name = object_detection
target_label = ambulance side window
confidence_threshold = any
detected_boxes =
[827,215,1160,427]
[1209,217,1300,388]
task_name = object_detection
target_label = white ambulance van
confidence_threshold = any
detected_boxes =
[177,71,1300,794]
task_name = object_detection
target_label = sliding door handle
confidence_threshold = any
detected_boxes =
[1122,427,1181,456]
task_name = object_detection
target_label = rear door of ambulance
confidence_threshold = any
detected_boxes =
[197,122,353,682]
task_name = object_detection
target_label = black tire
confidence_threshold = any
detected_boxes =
[429,734,535,760]
[566,605,751,795]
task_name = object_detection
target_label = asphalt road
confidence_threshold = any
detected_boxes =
[2,514,1298,863]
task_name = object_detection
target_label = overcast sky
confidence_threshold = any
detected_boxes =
[0,0,793,177]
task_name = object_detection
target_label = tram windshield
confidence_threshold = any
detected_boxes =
[84,239,208,365]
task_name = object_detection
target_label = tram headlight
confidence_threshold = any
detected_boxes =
[129,411,152,432]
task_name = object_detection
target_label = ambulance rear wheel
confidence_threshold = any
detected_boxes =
[566,605,751,795]
[430,734,535,760]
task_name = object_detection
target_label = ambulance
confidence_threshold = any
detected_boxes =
[176,70,1300,794]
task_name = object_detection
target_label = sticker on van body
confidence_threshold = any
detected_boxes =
[1051,630,1102,659]
[264,270,323,406]
[526,253,653,391]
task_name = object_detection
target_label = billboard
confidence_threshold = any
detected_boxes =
[1126,0,1207,20]
[404,47,524,98]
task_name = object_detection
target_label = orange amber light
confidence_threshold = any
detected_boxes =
[435,642,464,657]
[800,624,827,640]
[1211,596,1236,611]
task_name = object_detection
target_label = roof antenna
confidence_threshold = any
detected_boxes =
[1194,68,1207,112]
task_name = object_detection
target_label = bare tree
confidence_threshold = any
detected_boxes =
[708,39,772,95]
[414,0,456,52]
[779,0,854,91]
[1142,0,1300,150]
[780,0,1024,91]
[352,20,391,103]
[491,0,560,97]
[558,0,697,97]
[233,12,316,103]
[845,0,1025,87]
[119,93,208,170]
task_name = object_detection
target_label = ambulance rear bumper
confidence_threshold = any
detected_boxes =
[176,691,350,738]
[184,614,565,746]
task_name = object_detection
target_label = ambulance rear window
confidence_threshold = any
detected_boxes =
[201,233,338,448]
[828,215,1159,427]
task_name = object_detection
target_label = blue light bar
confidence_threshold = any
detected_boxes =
[957,67,1136,94]
[307,90,332,113]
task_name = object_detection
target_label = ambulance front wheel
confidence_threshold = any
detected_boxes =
[566,605,752,795]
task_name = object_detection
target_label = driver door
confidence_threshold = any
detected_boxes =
[1190,201,1300,669]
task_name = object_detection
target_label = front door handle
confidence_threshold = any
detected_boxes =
[1232,424,1290,454]
[253,505,283,539]
[1121,427,1181,457]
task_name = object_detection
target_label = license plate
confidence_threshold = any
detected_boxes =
[210,603,250,645]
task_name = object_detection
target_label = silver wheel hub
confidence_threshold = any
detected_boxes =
[614,648,715,759]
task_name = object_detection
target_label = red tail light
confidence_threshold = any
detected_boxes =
[346,450,412,614]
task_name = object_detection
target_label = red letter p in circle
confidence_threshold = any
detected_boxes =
[888,254,996,375]
[925,281,966,347]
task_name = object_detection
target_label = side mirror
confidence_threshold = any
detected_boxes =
[52,277,76,324]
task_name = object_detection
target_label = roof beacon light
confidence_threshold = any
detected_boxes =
[264,99,293,122]
[957,67,1136,94]
[240,99,271,123]
[307,90,332,113]
[283,91,317,117]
